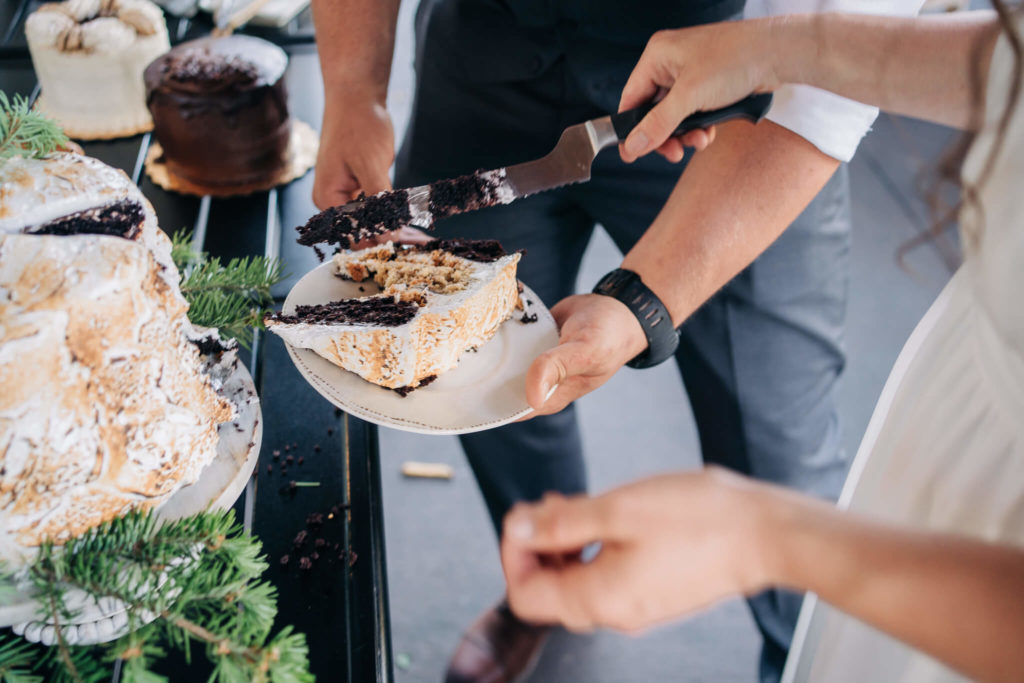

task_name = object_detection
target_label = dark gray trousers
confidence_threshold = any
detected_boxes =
[394,2,851,680]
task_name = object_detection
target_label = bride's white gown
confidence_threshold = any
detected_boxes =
[783,17,1024,683]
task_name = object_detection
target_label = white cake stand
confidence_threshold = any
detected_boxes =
[0,360,262,645]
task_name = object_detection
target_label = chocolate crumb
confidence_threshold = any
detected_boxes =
[390,374,438,397]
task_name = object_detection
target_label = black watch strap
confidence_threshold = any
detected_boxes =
[592,268,680,369]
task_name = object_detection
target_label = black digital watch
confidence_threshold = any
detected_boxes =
[592,268,680,369]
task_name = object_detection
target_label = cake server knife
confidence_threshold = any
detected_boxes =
[298,93,773,247]
[499,92,772,202]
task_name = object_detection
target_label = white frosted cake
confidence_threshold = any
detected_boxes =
[266,240,522,392]
[0,153,237,556]
[25,0,170,139]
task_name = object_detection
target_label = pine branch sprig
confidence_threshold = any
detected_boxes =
[170,229,286,349]
[0,634,43,683]
[5,509,313,683]
[0,92,69,164]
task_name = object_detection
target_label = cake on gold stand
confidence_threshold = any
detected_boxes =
[144,118,318,197]
[142,33,317,197]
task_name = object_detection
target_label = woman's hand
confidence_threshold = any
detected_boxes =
[619,18,783,163]
[500,468,779,632]
[524,294,649,416]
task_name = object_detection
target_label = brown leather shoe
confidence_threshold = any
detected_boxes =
[445,599,550,683]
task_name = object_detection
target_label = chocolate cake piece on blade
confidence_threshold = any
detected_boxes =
[295,168,513,249]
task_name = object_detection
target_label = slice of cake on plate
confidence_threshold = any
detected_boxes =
[265,239,521,392]
[25,0,170,139]
[0,152,241,559]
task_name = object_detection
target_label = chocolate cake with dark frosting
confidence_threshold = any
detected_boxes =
[144,35,291,187]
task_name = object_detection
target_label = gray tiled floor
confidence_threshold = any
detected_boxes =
[378,5,957,681]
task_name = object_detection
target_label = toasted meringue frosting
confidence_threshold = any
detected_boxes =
[0,153,238,559]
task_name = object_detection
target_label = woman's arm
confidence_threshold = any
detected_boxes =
[619,11,1003,163]
[501,469,1024,682]
[774,489,1024,683]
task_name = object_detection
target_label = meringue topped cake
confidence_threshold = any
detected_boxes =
[0,153,238,554]
[266,239,521,392]
[25,0,170,139]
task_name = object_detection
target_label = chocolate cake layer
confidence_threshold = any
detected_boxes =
[145,35,291,187]
[297,190,412,249]
[428,171,504,220]
[26,200,144,240]
[269,296,419,327]
[415,239,508,263]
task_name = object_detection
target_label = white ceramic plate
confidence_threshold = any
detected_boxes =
[280,260,559,435]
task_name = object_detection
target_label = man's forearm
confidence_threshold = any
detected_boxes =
[762,491,1024,682]
[311,0,401,100]
[621,119,838,327]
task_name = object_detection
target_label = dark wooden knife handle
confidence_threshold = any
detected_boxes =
[609,92,773,141]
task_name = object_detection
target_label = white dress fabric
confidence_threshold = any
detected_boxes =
[783,18,1024,683]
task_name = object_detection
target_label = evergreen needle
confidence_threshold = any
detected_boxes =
[0,92,69,164]
[170,229,286,349]
[0,509,314,682]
